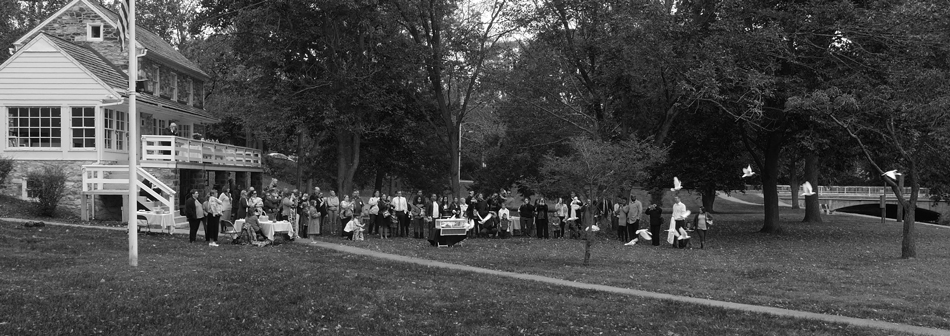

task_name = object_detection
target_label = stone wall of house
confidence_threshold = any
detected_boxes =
[36,1,128,71]
[0,160,96,217]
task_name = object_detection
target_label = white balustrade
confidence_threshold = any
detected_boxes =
[141,135,262,167]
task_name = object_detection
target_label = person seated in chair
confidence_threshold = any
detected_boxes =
[244,209,270,246]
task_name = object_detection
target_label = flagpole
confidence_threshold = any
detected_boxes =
[127,0,139,267]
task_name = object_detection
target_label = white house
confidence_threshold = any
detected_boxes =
[0,0,264,223]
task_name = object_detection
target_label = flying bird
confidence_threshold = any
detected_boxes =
[882,170,898,180]
[624,239,638,246]
[742,165,756,178]
[801,181,816,196]
[671,177,683,192]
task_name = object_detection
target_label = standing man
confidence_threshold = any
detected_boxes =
[628,195,643,243]
[475,193,488,238]
[392,191,409,237]
[184,189,203,244]
[617,196,629,242]
[465,191,476,219]
[672,196,688,248]
[645,203,664,246]
[518,197,535,237]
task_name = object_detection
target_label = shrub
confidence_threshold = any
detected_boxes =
[26,165,68,217]
[0,156,13,186]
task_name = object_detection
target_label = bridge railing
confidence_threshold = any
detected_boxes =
[762,185,928,197]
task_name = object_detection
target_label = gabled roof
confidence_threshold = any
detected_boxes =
[45,34,128,91]
[13,0,209,80]
[85,0,209,80]
[0,33,123,98]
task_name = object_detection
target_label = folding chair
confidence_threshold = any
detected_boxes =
[220,220,240,239]
[137,214,152,234]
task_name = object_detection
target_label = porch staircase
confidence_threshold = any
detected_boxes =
[80,165,186,229]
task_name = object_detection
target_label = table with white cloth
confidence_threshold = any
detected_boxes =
[136,211,176,233]
[428,218,469,247]
[234,219,294,241]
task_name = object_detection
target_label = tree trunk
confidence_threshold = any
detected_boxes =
[451,123,461,198]
[296,131,304,191]
[787,159,800,209]
[900,175,918,259]
[701,189,716,213]
[583,235,592,266]
[336,130,361,197]
[373,167,385,193]
[760,133,783,233]
[802,152,823,223]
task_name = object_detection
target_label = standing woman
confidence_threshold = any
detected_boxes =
[205,189,222,247]
[555,198,568,238]
[326,190,340,236]
[306,196,321,239]
[297,193,310,237]
[534,198,549,239]
[692,207,713,249]
[378,194,392,239]
[367,190,381,236]
[440,196,450,218]
[184,189,204,243]
[339,195,354,240]
[218,185,232,223]
[235,190,249,220]
[281,191,295,224]
[448,197,461,218]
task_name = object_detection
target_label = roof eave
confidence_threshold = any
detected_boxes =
[145,52,210,81]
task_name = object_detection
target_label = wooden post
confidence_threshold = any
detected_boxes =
[880,194,886,225]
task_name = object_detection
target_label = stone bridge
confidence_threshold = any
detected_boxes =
[770,185,947,214]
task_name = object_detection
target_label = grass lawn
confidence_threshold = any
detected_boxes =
[315,197,950,330]
[0,221,917,335]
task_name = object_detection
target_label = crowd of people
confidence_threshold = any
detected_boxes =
[180,180,713,249]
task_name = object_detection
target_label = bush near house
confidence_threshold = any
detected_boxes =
[25,165,68,217]
[0,156,13,186]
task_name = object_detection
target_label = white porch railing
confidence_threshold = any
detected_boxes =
[81,165,177,219]
[773,185,928,197]
[141,135,262,167]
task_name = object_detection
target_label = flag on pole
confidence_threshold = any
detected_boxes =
[115,0,129,51]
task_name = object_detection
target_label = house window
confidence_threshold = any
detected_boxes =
[71,107,95,148]
[26,179,40,198]
[87,23,103,42]
[7,107,61,148]
[171,73,179,101]
[151,66,160,96]
[158,120,166,135]
[179,124,191,139]
[104,109,127,151]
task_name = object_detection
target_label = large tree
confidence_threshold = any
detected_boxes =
[196,0,415,195]
[387,0,517,197]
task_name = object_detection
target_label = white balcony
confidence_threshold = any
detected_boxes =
[141,135,262,168]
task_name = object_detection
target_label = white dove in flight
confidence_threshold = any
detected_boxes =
[801,181,816,196]
[742,165,755,178]
[882,170,898,180]
[671,177,682,192]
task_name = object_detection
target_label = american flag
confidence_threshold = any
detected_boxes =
[115,0,129,51]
